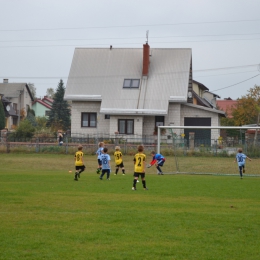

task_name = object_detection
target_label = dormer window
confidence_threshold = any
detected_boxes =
[123,79,140,88]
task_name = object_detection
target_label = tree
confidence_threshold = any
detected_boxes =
[36,116,47,129]
[26,107,37,127]
[46,88,55,98]
[0,99,5,130]
[12,119,35,139]
[28,83,36,99]
[47,79,71,131]
[232,85,260,126]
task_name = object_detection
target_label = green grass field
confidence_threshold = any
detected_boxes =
[1,154,260,260]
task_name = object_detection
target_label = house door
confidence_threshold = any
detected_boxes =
[184,117,211,146]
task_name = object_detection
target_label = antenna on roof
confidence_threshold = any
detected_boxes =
[146,30,149,44]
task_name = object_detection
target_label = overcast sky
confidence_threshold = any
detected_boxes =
[1,0,260,100]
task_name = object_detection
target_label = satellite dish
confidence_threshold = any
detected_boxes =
[6,105,10,111]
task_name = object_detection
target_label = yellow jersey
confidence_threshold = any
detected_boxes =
[133,153,146,173]
[114,151,123,165]
[75,151,84,166]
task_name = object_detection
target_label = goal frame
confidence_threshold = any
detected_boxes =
[157,126,260,154]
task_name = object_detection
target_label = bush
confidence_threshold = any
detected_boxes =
[8,119,35,139]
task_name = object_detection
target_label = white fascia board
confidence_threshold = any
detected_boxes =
[100,108,167,115]
[169,96,187,102]
[64,95,102,101]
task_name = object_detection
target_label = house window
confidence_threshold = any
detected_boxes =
[45,110,51,116]
[155,116,164,127]
[81,113,97,127]
[123,79,140,88]
[105,114,110,119]
[118,119,134,134]
[13,103,18,114]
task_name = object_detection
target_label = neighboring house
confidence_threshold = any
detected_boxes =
[64,43,225,143]
[216,98,238,118]
[0,79,34,130]
[192,80,220,109]
[32,96,53,118]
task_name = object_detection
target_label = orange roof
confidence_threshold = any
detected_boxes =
[216,100,238,118]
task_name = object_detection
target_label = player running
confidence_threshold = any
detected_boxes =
[234,148,251,179]
[114,146,126,175]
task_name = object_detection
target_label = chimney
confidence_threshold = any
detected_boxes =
[142,43,150,76]
[110,45,112,50]
[3,79,8,83]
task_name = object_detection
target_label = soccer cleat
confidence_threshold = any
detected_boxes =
[144,187,148,190]
[160,172,164,175]
[122,174,125,175]
[136,180,139,182]
[74,178,78,181]
[132,187,136,190]
[99,177,102,180]
[114,173,117,175]
[107,178,110,180]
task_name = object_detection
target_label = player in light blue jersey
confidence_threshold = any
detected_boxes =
[96,142,104,174]
[100,147,111,180]
[234,148,251,179]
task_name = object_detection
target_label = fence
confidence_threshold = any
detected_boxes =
[1,130,260,157]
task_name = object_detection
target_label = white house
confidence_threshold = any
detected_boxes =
[64,44,225,143]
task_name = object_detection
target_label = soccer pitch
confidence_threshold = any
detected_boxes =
[1,154,260,260]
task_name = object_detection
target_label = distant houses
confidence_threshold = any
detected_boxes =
[0,79,34,130]
[216,98,238,118]
[32,96,53,118]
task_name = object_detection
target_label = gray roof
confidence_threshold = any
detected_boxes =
[65,47,192,115]
[0,83,28,98]
[183,103,226,117]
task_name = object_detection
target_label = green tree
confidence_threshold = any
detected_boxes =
[14,119,35,139]
[0,99,5,130]
[26,107,37,127]
[47,79,71,131]
[36,116,47,129]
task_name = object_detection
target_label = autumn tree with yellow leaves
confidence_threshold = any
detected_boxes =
[232,85,260,126]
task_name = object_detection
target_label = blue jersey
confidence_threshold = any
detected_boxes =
[96,147,104,159]
[101,153,110,170]
[236,153,247,166]
[153,153,165,161]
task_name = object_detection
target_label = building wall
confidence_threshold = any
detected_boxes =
[32,102,50,117]
[192,82,200,96]
[71,101,102,135]
[71,101,221,141]
[181,105,221,141]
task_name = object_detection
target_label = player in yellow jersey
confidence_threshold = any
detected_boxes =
[74,145,85,181]
[132,145,148,191]
[114,146,126,175]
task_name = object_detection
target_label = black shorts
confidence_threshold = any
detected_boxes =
[116,162,124,168]
[75,165,85,171]
[98,159,102,166]
[133,172,145,178]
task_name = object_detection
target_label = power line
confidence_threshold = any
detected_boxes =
[1,37,260,48]
[1,64,259,79]
[211,74,260,92]
[1,19,260,32]
[1,32,260,43]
